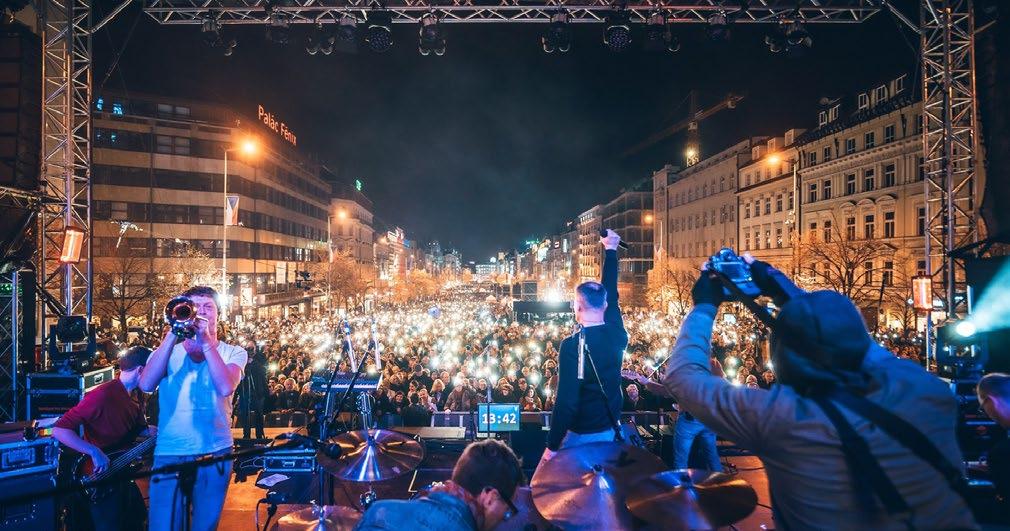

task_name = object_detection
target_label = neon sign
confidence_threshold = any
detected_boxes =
[257,105,297,146]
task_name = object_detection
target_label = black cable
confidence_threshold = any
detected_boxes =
[582,333,624,443]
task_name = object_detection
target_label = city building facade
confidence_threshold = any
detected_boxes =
[599,181,653,303]
[90,92,331,324]
[577,205,602,282]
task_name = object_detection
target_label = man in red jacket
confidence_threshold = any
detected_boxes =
[53,346,157,531]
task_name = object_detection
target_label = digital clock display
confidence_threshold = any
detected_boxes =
[478,403,521,432]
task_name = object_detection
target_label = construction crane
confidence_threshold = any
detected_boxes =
[623,91,746,166]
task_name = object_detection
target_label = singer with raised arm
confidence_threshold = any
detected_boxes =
[139,285,248,531]
[539,229,628,464]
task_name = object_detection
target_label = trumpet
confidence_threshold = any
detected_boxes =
[165,296,207,339]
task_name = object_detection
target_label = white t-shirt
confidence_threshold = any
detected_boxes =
[155,341,248,456]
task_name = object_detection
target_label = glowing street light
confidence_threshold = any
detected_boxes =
[766,153,781,165]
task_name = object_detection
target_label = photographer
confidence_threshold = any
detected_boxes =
[661,255,976,530]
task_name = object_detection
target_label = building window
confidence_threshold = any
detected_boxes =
[858,93,869,110]
[915,114,923,134]
[864,214,875,239]
[864,131,876,149]
[917,156,926,181]
[884,211,895,238]
[883,164,896,187]
[808,182,818,203]
[874,85,888,102]
[863,169,875,192]
[845,173,856,195]
[729,205,735,221]
[823,220,833,242]
[882,261,894,286]
[744,232,750,250]
[775,194,783,212]
[776,227,783,248]
[765,230,771,249]
[823,146,831,162]
[720,176,725,192]
[864,261,874,285]
[764,198,771,215]
[788,191,794,210]
[917,207,926,236]
[808,152,817,166]
[884,124,896,143]
[822,179,832,201]
[845,138,856,155]
[818,111,828,126]
[809,222,818,241]
[846,216,856,240]
[917,260,927,275]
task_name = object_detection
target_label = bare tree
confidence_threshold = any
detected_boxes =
[646,257,696,317]
[310,249,368,310]
[795,225,896,307]
[93,249,161,342]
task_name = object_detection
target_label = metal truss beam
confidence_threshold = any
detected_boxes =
[39,0,93,346]
[0,270,22,422]
[920,0,979,367]
[143,0,881,25]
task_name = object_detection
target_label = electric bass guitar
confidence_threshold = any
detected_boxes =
[73,436,156,501]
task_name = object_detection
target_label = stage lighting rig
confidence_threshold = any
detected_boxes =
[266,11,291,44]
[201,16,221,47]
[418,12,446,56]
[603,11,632,52]
[707,12,730,41]
[643,11,677,53]
[785,20,812,47]
[366,12,394,53]
[337,15,358,43]
[306,24,335,55]
[541,11,572,54]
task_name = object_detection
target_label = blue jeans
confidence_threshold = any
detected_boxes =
[673,413,722,471]
[148,449,232,531]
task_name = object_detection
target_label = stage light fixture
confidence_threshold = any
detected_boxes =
[955,320,977,338]
[266,12,291,44]
[707,12,730,42]
[643,12,666,51]
[59,226,85,264]
[306,24,322,55]
[785,20,812,47]
[366,12,394,53]
[541,11,572,54]
[337,15,358,43]
[603,11,632,52]
[201,17,222,47]
[764,32,785,53]
[418,12,446,56]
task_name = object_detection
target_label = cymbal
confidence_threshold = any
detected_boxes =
[531,442,666,530]
[625,469,757,530]
[275,504,361,531]
[319,429,424,482]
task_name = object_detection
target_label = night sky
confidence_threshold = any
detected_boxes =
[95,5,918,260]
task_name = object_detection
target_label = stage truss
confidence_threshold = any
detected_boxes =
[141,0,881,25]
[12,0,977,420]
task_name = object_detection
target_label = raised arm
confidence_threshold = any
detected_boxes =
[600,231,624,329]
[140,329,177,393]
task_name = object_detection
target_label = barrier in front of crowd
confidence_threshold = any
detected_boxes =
[427,410,668,429]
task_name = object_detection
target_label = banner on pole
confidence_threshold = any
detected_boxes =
[225,195,240,226]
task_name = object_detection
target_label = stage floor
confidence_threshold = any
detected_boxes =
[203,454,775,530]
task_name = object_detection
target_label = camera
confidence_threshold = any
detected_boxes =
[708,248,761,298]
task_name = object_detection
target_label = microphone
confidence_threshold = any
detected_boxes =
[278,432,343,460]
[599,229,630,250]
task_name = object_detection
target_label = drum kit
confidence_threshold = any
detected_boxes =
[274,435,758,530]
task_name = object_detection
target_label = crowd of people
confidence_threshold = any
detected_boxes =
[135,290,921,433]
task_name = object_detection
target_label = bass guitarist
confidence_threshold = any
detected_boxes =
[53,346,157,531]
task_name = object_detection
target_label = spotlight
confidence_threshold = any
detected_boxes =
[955,321,977,338]
[643,12,666,52]
[785,20,812,47]
[764,32,785,53]
[366,12,394,53]
[337,15,358,43]
[266,12,290,44]
[707,12,730,41]
[541,11,572,54]
[306,24,322,55]
[603,11,632,52]
[201,17,222,47]
[223,38,238,56]
[418,12,446,56]
[59,225,85,264]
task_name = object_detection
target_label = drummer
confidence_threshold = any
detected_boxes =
[355,438,524,531]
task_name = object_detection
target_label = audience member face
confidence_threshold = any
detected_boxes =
[626,384,639,402]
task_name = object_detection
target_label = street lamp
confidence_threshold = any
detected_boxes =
[222,136,259,321]
[767,152,799,274]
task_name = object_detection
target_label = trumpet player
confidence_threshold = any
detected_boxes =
[139,285,248,531]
